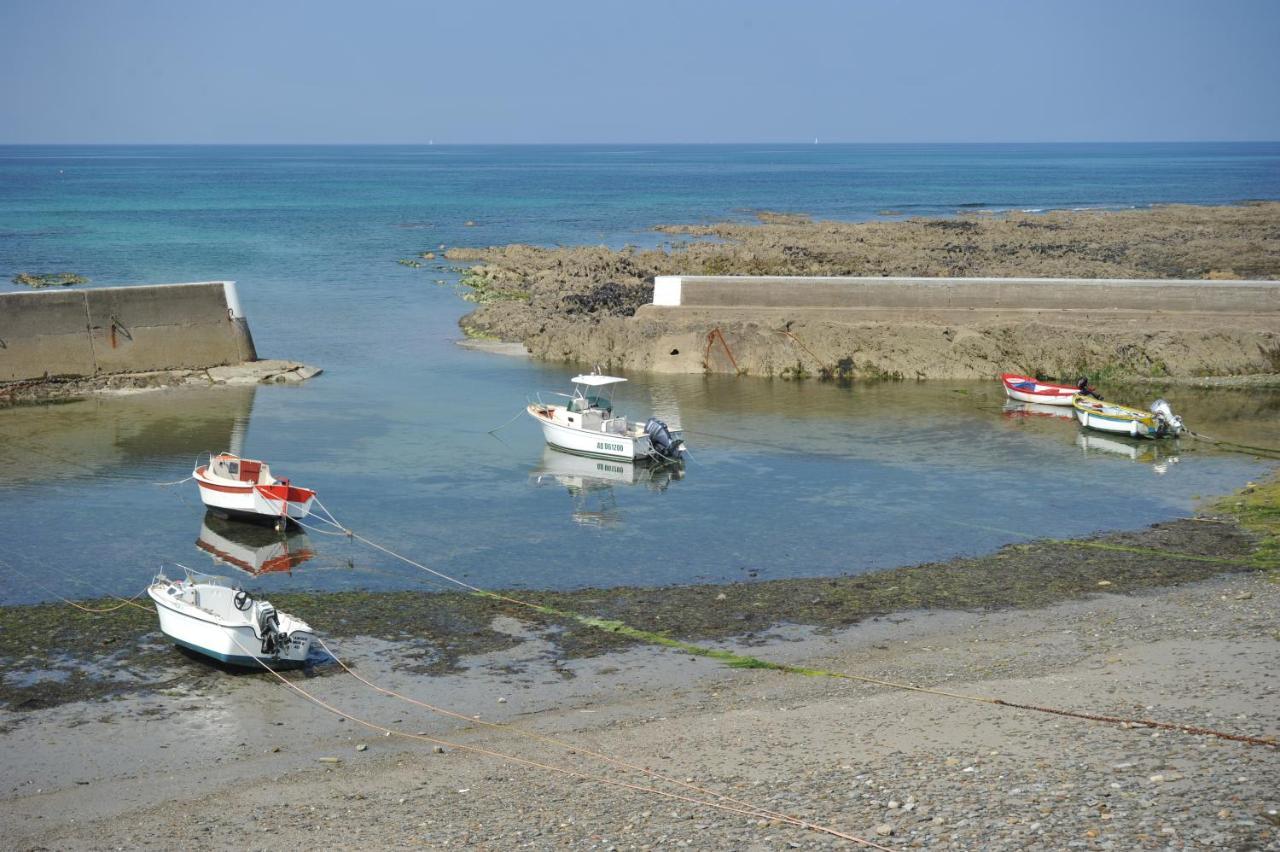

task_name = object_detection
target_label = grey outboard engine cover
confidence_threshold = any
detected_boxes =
[1149,399,1184,436]
[257,605,285,656]
[644,417,687,460]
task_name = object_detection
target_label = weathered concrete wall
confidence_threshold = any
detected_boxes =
[614,275,1280,378]
[0,282,257,383]
[651,275,1280,315]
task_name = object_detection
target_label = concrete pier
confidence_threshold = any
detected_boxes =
[627,275,1280,378]
[0,281,258,383]
[650,275,1280,316]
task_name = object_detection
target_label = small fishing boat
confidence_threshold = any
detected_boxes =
[1073,395,1184,439]
[1001,373,1098,405]
[526,374,687,462]
[148,567,314,668]
[193,452,316,527]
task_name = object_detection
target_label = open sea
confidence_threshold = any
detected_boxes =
[1,143,1278,605]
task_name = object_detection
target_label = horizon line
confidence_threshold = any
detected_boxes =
[2,139,1279,147]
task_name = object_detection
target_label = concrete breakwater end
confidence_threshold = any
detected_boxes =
[0,281,320,398]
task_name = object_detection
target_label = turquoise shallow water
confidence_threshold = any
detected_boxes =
[1,144,1277,605]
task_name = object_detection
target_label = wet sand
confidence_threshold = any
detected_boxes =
[2,573,1276,850]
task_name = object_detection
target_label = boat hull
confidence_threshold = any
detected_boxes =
[1072,397,1165,439]
[1000,373,1078,405]
[526,405,655,461]
[194,466,316,524]
[149,586,312,668]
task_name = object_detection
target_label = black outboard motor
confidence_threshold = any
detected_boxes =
[1076,376,1103,400]
[257,604,286,656]
[644,417,687,461]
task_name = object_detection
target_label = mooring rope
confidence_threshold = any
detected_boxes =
[0,559,151,613]
[1184,428,1280,459]
[234,636,890,849]
[486,407,528,435]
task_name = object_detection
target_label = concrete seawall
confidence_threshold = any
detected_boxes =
[0,282,258,383]
[650,275,1280,315]
[615,275,1280,378]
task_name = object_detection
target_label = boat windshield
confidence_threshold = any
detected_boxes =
[571,383,615,413]
[180,565,239,587]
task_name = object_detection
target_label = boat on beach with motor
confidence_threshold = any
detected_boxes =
[1072,395,1184,439]
[193,452,316,526]
[148,567,314,668]
[526,374,688,462]
[1001,373,1098,405]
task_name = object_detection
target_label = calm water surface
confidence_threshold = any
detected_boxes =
[1,144,1277,605]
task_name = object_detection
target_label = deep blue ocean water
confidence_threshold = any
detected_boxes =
[1,143,1277,605]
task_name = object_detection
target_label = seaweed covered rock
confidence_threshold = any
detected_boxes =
[12,272,89,288]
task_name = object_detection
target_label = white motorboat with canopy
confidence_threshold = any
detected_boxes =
[526,373,687,462]
[148,566,314,668]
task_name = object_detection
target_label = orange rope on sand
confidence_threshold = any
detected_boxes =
[60,590,151,614]
[241,637,892,850]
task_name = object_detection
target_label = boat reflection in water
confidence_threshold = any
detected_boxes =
[531,447,683,528]
[195,512,316,576]
[1002,400,1077,421]
[1076,432,1181,475]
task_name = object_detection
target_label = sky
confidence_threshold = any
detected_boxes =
[1,0,1278,144]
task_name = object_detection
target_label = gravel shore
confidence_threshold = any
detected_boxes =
[4,568,1276,850]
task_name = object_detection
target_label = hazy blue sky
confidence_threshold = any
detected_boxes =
[2,0,1277,143]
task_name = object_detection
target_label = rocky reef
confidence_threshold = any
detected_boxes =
[444,203,1280,379]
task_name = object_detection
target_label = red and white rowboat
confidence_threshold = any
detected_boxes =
[193,453,316,526]
[1000,373,1089,406]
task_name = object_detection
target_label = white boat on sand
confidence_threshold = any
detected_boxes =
[193,452,316,527]
[148,567,314,668]
[526,374,687,462]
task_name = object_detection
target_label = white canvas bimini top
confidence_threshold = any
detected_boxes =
[571,375,627,387]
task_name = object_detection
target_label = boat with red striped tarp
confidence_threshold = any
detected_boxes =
[193,452,316,527]
[1000,373,1099,405]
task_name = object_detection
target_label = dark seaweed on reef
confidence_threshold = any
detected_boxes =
[0,517,1265,711]
[561,280,652,318]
